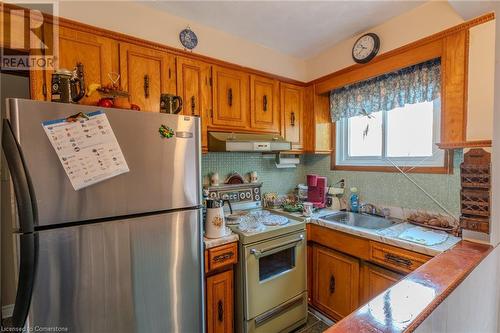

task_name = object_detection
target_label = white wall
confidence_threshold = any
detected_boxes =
[305,1,464,81]
[467,20,496,142]
[415,245,500,333]
[57,1,308,81]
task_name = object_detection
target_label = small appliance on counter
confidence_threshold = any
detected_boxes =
[160,93,183,114]
[307,174,327,208]
[205,198,233,238]
[51,63,85,103]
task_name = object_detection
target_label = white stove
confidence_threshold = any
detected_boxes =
[204,183,307,333]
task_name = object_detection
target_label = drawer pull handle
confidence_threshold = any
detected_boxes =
[217,300,224,322]
[329,274,335,294]
[213,252,234,263]
[384,253,412,267]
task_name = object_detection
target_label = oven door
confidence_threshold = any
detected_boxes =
[244,230,306,319]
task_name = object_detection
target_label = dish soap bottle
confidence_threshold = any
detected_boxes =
[350,187,359,213]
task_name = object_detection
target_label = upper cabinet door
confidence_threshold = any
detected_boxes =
[176,57,211,117]
[250,75,280,133]
[119,43,176,112]
[211,66,249,129]
[281,83,303,150]
[45,26,117,105]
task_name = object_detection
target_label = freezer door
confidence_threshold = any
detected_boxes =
[5,98,201,227]
[16,209,204,333]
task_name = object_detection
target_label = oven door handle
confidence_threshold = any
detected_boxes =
[250,234,304,258]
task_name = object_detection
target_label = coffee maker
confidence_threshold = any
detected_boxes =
[306,174,327,208]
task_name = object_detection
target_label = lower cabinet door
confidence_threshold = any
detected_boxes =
[360,261,403,305]
[207,270,234,333]
[312,245,359,321]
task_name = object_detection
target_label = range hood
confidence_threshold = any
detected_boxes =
[208,132,292,152]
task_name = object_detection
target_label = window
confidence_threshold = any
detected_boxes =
[336,99,444,168]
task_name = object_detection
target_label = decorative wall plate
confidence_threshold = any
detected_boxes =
[179,27,198,50]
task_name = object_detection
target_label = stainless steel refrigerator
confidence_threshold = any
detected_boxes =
[1,98,204,332]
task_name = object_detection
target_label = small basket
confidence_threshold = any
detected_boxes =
[460,189,490,217]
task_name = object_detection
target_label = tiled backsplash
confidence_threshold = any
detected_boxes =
[202,152,304,194]
[202,150,463,217]
[303,151,463,217]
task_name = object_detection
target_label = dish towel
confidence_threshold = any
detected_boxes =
[398,226,448,246]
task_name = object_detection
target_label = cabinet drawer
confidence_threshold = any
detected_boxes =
[369,242,430,274]
[207,243,238,272]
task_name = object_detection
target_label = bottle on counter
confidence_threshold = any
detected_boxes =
[350,187,359,213]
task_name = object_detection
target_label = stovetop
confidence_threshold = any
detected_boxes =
[204,182,306,244]
[228,211,306,244]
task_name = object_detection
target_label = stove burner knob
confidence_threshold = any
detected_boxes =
[239,193,245,199]
[255,195,260,200]
[245,192,251,199]
[222,194,229,200]
[254,188,259,193]
[210,192,217,198]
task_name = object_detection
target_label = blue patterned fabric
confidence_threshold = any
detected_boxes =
[330,58,441,121]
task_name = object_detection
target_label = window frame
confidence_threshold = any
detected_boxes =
[332,99,453,174]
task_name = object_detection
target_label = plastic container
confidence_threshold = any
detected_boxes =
[350,187,359,213]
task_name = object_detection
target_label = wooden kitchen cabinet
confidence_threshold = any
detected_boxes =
[41,26,118,105]
[359,261,402,305]
[250,75,280,133]
[205,242,237,333]
[206,270,234,333]
[312,245,359,321]
[280,83,304,151]
[176,57,212,151]
[303,85,333,154]
[211,65,250,129]
[119,43,176,112]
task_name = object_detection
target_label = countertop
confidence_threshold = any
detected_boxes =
[268,208,461,256]
[203,232,239,249]
[325,240,492,333]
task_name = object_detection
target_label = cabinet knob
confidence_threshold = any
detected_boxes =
[228,88,233,107]
[191,96,196,115]
[217,300,224,322]
[329,274,335,294]
[143,74,150,98]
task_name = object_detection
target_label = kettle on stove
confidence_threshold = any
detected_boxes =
[205,198,232,238]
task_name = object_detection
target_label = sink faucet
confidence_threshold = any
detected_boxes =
[359,203,390,218]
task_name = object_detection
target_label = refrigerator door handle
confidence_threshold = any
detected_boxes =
[2,119,38,232]
[10,234,38,330]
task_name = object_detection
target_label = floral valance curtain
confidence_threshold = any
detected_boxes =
[329,58,441,122]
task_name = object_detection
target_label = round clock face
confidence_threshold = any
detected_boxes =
[352,33,380,64]
[179,28,198,50]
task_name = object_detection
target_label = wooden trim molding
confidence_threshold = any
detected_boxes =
[437,140,492,149]
[330,149,454,175]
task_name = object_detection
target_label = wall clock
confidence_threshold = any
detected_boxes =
[352,33,380,64]
[179,27,198,51]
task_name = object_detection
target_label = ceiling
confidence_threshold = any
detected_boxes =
[144,1,424,59]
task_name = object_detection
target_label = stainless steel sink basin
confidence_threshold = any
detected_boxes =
[319,212,397,230]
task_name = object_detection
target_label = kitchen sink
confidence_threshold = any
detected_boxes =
[319,212,397,230]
